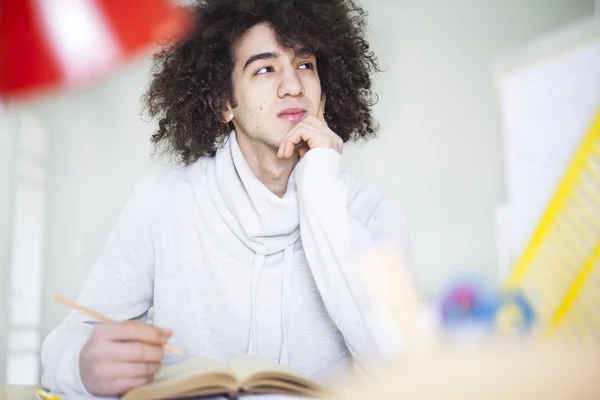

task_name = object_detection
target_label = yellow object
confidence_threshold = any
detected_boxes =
[35,389,61,400]
[505,109,600,338]
[495,303,525,335]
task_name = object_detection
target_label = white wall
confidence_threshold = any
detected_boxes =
[343,0,595,296]
[28,57,159,339]
[31,0,596,341]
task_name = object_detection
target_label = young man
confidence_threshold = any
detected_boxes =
[41,0,413,396]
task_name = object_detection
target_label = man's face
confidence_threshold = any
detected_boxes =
[225,23,323,150]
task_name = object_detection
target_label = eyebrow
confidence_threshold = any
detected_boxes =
[242,51,280,72]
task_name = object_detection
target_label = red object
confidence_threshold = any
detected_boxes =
[453,286,476,309]
[0,0,191,101]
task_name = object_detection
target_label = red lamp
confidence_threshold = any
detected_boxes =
[0,0,190,101]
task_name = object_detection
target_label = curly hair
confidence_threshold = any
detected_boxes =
[144,0,380,165]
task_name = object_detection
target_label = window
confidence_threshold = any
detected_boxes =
[1,108,48,385]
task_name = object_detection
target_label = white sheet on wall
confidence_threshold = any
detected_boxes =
[494,17,600,278]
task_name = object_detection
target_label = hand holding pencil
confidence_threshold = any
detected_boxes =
[53,294,182,397]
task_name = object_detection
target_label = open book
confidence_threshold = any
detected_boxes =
[122,355,333,400]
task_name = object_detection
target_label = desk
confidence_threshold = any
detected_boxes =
[0,385,38,400]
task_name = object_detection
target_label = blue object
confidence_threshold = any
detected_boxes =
[440,281,536,334]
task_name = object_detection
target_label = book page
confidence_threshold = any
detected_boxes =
[227,355,305,383]
[122,358,238,400]
[227,355,329,395]
[153,358,227,383]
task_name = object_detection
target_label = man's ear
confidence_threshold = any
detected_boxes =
[222,102,234,123]
[208,96,234,123]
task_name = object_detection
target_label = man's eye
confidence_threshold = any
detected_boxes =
[298,62,314,70]
[255,66,273,75]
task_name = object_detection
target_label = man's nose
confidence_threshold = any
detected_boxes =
[277,67,304,98]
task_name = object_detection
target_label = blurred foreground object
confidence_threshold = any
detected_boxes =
[441,281,536,335]
[0,0,190,100]
[355,245,438,360]
[328,340,600,400]
[345,246,599,399]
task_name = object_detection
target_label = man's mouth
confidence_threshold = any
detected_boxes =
[278,108,306,123]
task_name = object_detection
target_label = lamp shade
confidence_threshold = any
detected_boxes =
[0,0,190,100]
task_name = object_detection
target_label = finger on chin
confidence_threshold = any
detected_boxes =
[294,140,308,149]
[285,141,296,158]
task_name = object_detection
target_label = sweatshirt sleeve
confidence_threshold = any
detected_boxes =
[40,178,157,395]
[295,148,413,365]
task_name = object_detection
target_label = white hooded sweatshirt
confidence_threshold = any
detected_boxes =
[41,131,412,395]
